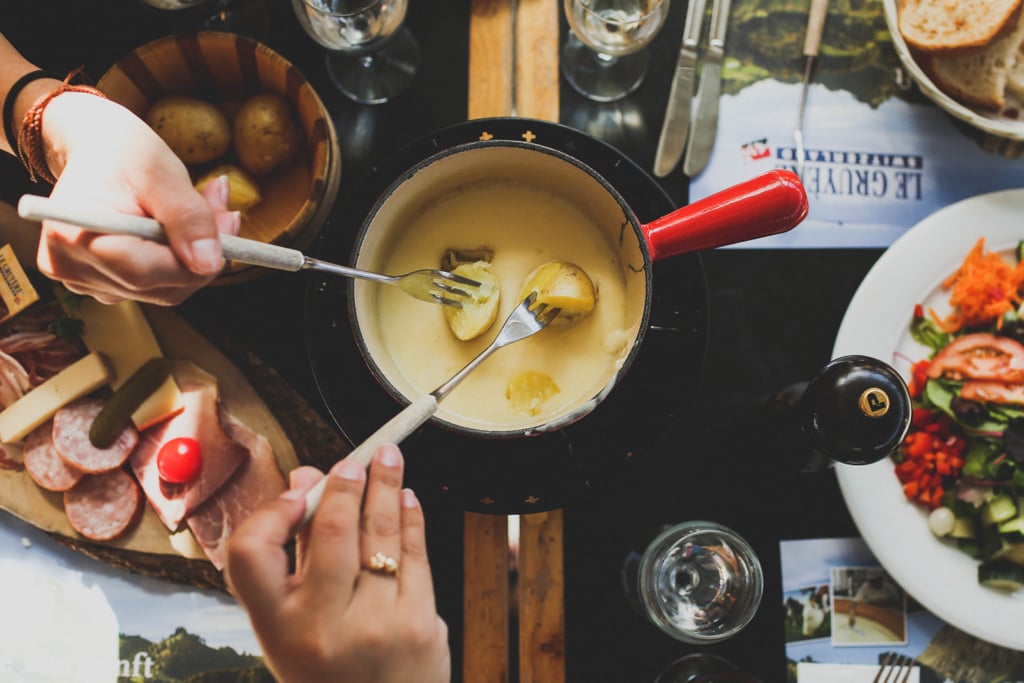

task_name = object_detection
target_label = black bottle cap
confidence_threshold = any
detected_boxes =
[798,355,912,466]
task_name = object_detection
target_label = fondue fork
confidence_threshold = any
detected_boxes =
[300,292,560,526]
[17,195,480,308]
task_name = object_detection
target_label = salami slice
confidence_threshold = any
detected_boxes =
[63,469,142,541]
[23,420,84,492]
[53,398,138,474]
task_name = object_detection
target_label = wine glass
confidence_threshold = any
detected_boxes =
[562,0,671,102]
[292,0,419,105]
[653,653,765,682]
[204,0,273,39]
[628,521,763,643]
[136,0,209,8]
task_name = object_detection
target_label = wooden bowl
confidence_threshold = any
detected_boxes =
[97,31,341,283]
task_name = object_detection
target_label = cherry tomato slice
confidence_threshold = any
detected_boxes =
[157,437,202,484]
[927,332,1024,383]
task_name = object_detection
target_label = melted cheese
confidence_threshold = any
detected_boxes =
[372,180,634,431]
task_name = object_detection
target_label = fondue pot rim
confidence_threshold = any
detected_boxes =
[346,138,657,438]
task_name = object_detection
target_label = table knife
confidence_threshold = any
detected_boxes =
[652,0,708,178]
[682,0,731,177]
[794,0,829,178]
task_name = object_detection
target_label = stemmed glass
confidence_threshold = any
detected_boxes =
[562,0,671,102]
[292,0,419,105]
[624,521,763,643]
[654,653,764,682]
[136,0,271,39]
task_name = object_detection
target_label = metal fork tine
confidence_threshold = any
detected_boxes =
[439,271,482,287]
[874,653,915,683]
[539,306,561,326]
[432,282,471,297]
[897,656,916,683]
[430,293,464,309]
[873,653,895,683]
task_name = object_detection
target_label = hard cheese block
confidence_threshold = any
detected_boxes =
[75,299,183,429]
[0,351,112,443]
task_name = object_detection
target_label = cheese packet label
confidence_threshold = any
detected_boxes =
[0,244,39,324]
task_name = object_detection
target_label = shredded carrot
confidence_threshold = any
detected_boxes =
[929,238,1024,333]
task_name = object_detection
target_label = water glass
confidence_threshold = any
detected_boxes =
[633,521,763,643]
[562,0,671,102]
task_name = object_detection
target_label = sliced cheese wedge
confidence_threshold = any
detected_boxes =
[0,351,112,443]
[74,299,183,430]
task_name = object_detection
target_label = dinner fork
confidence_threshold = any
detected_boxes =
[17,194,480,308]
[300,292,560,525]
[873,653,916,683]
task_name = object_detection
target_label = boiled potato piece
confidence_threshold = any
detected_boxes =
[443,261,500,341]
[194,164,262,211]
[145,96,231,165]
[506,370,561,416]
[518,260,596,323]
[233,93,301,176]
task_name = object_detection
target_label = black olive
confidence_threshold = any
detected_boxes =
[1003,417,1024,467]
[950,395,987,428]
[998,319,1024,345]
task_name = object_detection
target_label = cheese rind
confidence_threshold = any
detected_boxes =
[74,299,183,429]
[0,352,113,443]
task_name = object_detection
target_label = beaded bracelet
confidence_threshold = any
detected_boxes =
[16,79,107,184]
[2,69,62,151]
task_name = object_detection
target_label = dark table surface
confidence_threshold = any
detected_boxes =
[0,2,888,681]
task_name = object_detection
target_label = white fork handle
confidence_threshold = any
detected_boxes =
[300,394,439,528]
[17,194,306,272]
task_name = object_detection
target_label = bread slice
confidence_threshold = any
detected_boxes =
[899,0,1022,53]
[921,10,1024,110]
[1007,41,1024,99]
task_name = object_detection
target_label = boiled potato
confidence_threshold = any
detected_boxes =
[145,96,231,165]
[194,164,262,211]
[443,261,500,341]
[233,93,301,176]
[517,260,596,323]
[506,370,561,416]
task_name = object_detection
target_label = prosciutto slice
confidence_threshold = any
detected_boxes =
[186,411,286,569]
[130,362,248,531]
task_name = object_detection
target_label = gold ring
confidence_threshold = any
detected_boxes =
[366,552,399,576]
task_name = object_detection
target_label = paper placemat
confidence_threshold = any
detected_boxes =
[780,537,1024,682]
[688,1,1024,249]
[0,514,266,682]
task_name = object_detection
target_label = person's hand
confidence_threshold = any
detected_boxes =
[225,445,451,683]
[33,92,239,305]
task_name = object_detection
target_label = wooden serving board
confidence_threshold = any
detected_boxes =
[0,305,306,591]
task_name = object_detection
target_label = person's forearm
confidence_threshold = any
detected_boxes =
[0,34,62,155]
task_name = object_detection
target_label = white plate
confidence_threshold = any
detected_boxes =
[882,0,1024,142]
[833,189,1024,651]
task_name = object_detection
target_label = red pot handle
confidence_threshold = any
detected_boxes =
[642,169,808,261]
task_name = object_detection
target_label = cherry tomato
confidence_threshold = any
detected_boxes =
[157,437,202,484]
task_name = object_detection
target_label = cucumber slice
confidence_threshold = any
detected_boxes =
[981,494,1018,527]
[978,558,1024,591]
[951,516,976,539]
[999,516,1024,543]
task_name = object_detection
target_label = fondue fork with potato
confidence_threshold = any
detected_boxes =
[300,291,560,526]
[17,195,481,308]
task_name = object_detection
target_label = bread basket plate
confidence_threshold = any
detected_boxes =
[833,189,1024,651]
[883,0,1024,142]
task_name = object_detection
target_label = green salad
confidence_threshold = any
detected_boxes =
[896,238,1024,592]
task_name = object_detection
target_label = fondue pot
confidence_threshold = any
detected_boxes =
[346,139,806,438]
[305,118,803,512]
